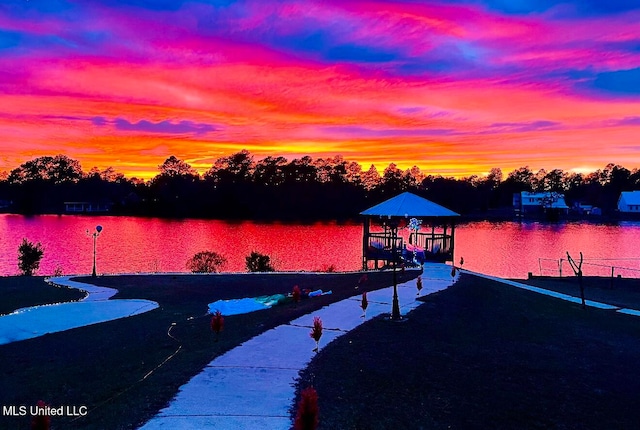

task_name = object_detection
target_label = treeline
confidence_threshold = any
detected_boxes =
[0,152,639,219]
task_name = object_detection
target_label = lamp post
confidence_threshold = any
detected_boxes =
[389,219,401,321]
[87,225,103,277]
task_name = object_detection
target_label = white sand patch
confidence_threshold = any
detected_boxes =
[208,298,271,316]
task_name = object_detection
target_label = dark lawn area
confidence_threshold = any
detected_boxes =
[0,270,417,430]
[295,273,640,430]
[520,275,640,310]
[0,276,85,315]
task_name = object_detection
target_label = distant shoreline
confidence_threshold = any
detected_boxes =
[1,208,640,223]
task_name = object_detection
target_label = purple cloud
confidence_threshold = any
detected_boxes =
[113,119,218,135]
[322,125,460,137]
[489,120,562,132]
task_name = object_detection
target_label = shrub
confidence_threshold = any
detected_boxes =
[210,310,224,342]
[310,316,323,352]
[294,387,319,430]
[318,264,336,272]
[361,291,368,318]
[53,265,64,277]
[31,400,51,430]
[18,238,44,276]
[292,285,301,304]
[245,251,275,272]
[186,251,226,273]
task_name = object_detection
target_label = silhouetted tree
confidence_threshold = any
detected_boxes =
[360,164,381,191]
[403,165,425,189]
[245,251,275,272]
[253,156,287,186]
[18,238,44,276]
[150,156,200,216]
[506,166,534,191]
[285,156,317,183]
[543,169,566,192]
[8,155,83,184]
[380,163,409,194]
[187,251,226,273]
[157,155,198,178]
[205,150,254,185]
[486,167,503,188]
[1,152,640,219]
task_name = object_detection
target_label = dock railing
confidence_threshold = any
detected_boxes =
[368,232,403,252]
[537,257,640,279]
[412,232,453,255]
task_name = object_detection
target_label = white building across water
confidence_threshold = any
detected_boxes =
[617,191,640,213]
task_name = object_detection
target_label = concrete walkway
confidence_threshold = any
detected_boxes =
[0,276,158,345]
[139,263,459,429]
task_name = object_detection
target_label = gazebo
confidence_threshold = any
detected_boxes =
[360,192,460,270]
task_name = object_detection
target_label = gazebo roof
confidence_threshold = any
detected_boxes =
[360,192,460,218]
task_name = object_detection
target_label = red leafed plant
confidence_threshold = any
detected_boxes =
[360,291,368,318]
[294,386,319,430]
[310,316,323,352]
[416,275,423,296]
[292,285,301,304]
[31,400,50,430]
[451,266,457,277]
[358,274,368,287]
[210,310,224,342]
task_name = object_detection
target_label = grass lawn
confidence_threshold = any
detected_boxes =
[520,275,640,310]
[295,273,640,429]
[0,270,417,430]
[0,276,85,315]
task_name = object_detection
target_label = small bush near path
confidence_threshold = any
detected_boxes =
[186,250,226,273]
[18,238,44,276]
[245,251,275,272]
[294,387,319,430]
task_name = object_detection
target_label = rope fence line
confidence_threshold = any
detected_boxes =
[537,257,640,278]
[69,322,183,424]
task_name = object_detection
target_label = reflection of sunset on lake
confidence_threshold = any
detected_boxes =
[2,215,640,278]
[2,1,640,179]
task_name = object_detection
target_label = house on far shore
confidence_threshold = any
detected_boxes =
[64,201,113,214]
[0,199,12,211]
[617,191,640,213]
[571,202,601,216]
[513,191,569,217]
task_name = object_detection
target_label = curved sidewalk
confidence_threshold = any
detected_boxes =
[0,276,158,345]
[139,263,460,429]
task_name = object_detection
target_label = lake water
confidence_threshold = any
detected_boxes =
[1,215,640,279]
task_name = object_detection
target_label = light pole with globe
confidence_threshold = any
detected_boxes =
[87,225,103,277]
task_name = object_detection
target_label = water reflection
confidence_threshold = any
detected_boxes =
[1,215,639,278]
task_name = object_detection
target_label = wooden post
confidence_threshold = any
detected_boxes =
[610,266,614,290]
[390,223,401,320]
[362,217,370,271]
[450,220,456,263]
[567,251,585,309]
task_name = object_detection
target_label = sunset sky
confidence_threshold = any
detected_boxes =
[1,0,640,180]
